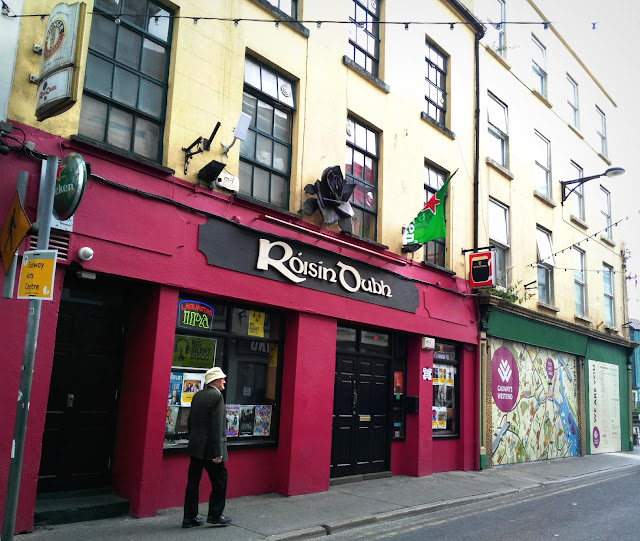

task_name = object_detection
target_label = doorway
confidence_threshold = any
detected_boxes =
[38,272,129,493]
[331,326,395,478]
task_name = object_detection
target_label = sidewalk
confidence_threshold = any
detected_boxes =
[23,449,640,541]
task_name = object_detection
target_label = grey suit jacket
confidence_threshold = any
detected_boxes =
[187,385,228,462]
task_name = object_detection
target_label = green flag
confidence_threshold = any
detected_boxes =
[403,170,456,244]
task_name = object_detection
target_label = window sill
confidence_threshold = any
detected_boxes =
[486,157,514,180]
[249,0,309,38]
[432,433,460,440]
[421,261,456,276]
[537,301,560,312]
[342,56,390,94]
[533,190,557,208]
[574,314,593,325]
[531,88,552,108]
[420,112,456,140]
[598,153,612,166]
[163,440,278,453]
[70,135,175,176]
[235,192,300,219]
[600,234,615,247]
[568,123,584,139]
[604,324,620,334]
[486,46,511,70]
[570,215,588,230]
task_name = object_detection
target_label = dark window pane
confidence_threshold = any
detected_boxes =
[116,26,142,70]
[256,101,274,133]
[107,107,133,150]
[242,93,257,126]
[238,161,253,196]
[240,130,256,159]
[90,14,116,57]
[360,331,389,354]
[85,54,113,96]
[253,168,270,201]
[122,0,147,28]
[133,117,160,159]
[256,135,273,167]
[273,142,289,174]
[270,174,287,208]
[147,5,170,41]
[112,66,139,107]
[141,39,167,80]
[273,109,291,142]
[336,326,357,351]
[78,95,107,140]
[363,212,376,240]
[138,78,163,116]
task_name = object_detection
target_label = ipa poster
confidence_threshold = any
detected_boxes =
[226,405,239,437]
[588,360,621,454]
[181,372,204,406]
[253,405,272,436]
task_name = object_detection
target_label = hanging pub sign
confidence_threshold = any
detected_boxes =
[35,2,87,121]
[177,299,214,331]
[54,152,87,220]
[469,250,496,288]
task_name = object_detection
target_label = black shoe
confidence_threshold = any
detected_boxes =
[207,514,232,525]
[182,516,205,528]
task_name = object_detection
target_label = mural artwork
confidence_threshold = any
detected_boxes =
[490,338,579,465]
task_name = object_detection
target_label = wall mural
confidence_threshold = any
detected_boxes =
[489,338,579,465]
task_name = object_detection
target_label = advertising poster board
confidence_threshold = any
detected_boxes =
[588,360,621,454]
[181,372,204,406]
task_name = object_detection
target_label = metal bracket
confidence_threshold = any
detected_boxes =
[181,136,203,175]
[461,245,495,254]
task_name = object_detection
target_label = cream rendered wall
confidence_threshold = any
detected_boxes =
[475,0,625,332]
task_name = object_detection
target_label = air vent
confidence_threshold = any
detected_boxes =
[29,231,70,261]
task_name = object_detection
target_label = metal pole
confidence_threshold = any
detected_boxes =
[2,171,29,299]
[2,156,57,541]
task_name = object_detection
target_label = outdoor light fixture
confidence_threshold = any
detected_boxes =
[221,112,251,157]
[560,167,625,205]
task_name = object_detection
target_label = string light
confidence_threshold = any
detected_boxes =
[317,21,322,28]
[450,23,455,30]
[193,17,198,25]
[234,19,239,26]
[404,23,409,30]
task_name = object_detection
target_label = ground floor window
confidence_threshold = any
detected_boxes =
[432,341,459,436]
[164,297,283,448]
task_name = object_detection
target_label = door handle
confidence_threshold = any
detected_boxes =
[66,393,75,408]
[352,386,357,414]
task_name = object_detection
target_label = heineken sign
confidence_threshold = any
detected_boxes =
[54,152,86,220]
[198,218,419,313]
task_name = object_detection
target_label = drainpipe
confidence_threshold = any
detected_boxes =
[473,33,480,251]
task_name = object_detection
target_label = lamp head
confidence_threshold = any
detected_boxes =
[604,167,625,178]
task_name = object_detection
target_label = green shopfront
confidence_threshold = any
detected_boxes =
[479,298,635,469]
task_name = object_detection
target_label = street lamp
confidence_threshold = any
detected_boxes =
[560,167,625,205]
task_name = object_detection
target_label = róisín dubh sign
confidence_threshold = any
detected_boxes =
[198,218,419,313]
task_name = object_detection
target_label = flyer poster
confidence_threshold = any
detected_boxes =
[432,407,437,429]
[239,406,255,436]
[166,405,179,434]
[181,372,204,406]
[436,407,447,429]
[446,367,454,386]
[248,310,265,337]
[168,372,183,405]
[253,405,272,436]
[226,405,239,437]
[394,371,403,394]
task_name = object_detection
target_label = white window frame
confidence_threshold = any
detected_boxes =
[534,131,551,197]
[603,263,614,326]
[489,199,510,287]
[567,74,579,128]
[570,161,584,220]
[596,106,607,156]
[532,35,547,96]
[573,247,586,317]
[601,186,612,238]
[536,227,555,305]
[487,0,506,56]
[488,93,508,167]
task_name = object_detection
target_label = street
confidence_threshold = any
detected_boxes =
[332,466,640,541]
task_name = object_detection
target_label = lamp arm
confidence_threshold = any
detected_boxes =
[560,173,604,205]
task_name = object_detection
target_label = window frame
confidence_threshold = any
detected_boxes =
[532,35,547,96]
[603,263,614,326]
[600,186,612,238]
[79,0,173,163]
[487,92,509,167]
[424,39,448,126]
[346,0,380,78]
[487,0,506,56]
[573,247,586,317]
[423,162,447,267]
[569,161,584,220]
[596,106,607,156]
[567,74,579,128]
[345,116,379,241]
[536,226,555,305]
[432,341,460,438]
[534,131,551,197]
[489,198,510,288]
[265,0,297,18]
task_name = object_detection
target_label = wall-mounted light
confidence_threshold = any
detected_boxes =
[221,112,251,158]
[78,246,94,261]
[560,167,625,205]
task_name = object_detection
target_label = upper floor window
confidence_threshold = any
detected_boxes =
[239,58,295,209]
[534,131,551,197]
[424,40,447,125]
[596,106,607,156]
[487,0,506,56]
[487,93,508,167]
[489,199,509,287]
[536,227,555,305]
[79,0,172,162]
[570,161,584,220]
[532,35,547,96]
[567,75,579,128]
[345,117,378,240]
[573,247,586,317]
[347,0,380,77]
[265,0,297,18]
[603,263,614,326]
[423,163,447,267]
[600,186,612,238]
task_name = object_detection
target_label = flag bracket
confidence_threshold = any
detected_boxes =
[461,245,495,254]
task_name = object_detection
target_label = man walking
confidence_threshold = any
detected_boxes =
[182,366,231,528]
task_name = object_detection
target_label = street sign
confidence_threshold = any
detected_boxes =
[0,191,32,274]
[54,152,86,220]
[17,250,57,300]
[469,250,496,288]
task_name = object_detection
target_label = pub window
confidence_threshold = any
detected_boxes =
[432,342,459,437]
[164,297,283,449]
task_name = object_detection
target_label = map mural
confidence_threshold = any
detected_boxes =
[490,338,579,465]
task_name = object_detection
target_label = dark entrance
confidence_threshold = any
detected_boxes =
[331,326,397,478]
[38,272,129,493]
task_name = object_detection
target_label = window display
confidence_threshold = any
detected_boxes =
[164,296,283,449]
[432,342,459,436]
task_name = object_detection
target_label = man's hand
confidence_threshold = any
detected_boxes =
[212,456,223,463]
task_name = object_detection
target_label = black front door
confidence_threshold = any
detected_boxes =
[38,273,128,493]
[331,331,391,478]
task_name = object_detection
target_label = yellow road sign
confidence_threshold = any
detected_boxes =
[17,250,57,301]
[1,191,32,274]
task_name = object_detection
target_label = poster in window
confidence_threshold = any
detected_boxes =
[226,405,239,437]
[172,335,217,370]
[248,310,265,337]
[253,405,273,436]
[181,372,204,406]
[394,371,403,394]
[239,406,255,436]
[166,405,180,435]
[446,367,454,386]
[432,406,437,429]
[168,372,183,405]
[435,384,446,407]
[175,407,190,435]
[436,407,447,429]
